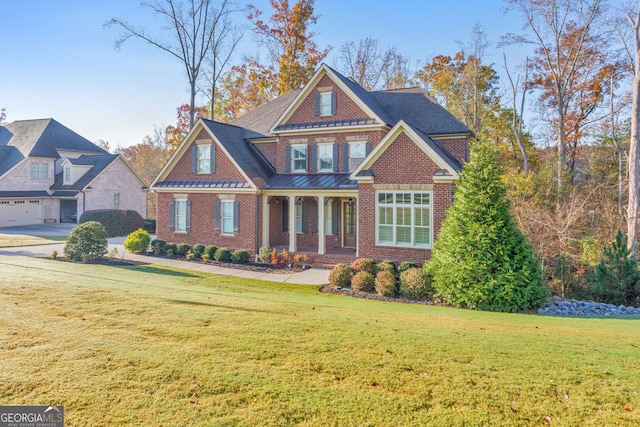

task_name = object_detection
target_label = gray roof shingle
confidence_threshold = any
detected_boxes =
[0,191,50,198]
[49,155,119,191]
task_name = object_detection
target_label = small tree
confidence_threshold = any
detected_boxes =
[427,142,549,312]
[589,231,640,307]
[64,221,108,263]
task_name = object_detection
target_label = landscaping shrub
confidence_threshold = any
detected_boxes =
[214,248,232,262]
[151,239,167,255]
[328,263,354,287]
[376,261,397,277]
[399,261,418,273]
[258,246,272,263]
[428,142,549,312]
[351,258,376,275]
[399,268,433,298]
[232,249,251,264]
[165,243,177,257]
[204,245,217,260]
[124,228,151,254]
[375,271,396,296]
[64,221,108,263]
[291,253,309,268]
[351,271,375,292]
[186,252,195,260]
[176,243,192,256]
[589,231,640,307]
[191,244,206,259]
[79,209,144,237]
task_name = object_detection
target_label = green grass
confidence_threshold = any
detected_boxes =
[0,234,66,248]
[0,256,639,426]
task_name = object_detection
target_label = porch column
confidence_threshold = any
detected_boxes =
[317,196,326,255]
[261,195,270,248]
[288,195,297,252]
[354,196,359,257]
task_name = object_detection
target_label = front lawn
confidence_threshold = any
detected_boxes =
[0,234,66,248]
[0,256,638,426]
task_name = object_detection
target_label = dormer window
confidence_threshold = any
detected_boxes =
[315,91,336,116]
[64,166,72,184]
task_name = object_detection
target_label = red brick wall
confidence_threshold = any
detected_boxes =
[254,141,278,169]
[371,133,438,184]
[167,129,246,182]
[286,75,370,124]
[156,192,258,255]
[435,137,469,164]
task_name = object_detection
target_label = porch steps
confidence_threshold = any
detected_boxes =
[309,253,357,269]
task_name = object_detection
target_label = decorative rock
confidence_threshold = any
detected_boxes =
[538,299,640,317]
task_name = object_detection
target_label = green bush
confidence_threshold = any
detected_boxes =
[79,209,144,237]
[376,261,397,277]
[176,243,192,256]
[191,244,206,259]
[166,248,175,258]
[328,263,354,287]
[399,268,433,298]
[589,231,640,307]
[351,258,377,275]
[165,243,177,257]
[375,271,396,296]
[258,246,272,263]
[124,228,151,254]
[64,221,108,263]
[351,271,375,292]
[151,239,167,255]
[428,142,549,312]
[204,245,217,260]
[214,248,231,262]
[399,261,418,273]
[232,249,251,264]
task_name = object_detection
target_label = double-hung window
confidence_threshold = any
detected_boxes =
[349,142,367,171]
[291,144,307,172]
[30,162,48,179]
[175,200,187,232]
[196,145,211,173]
[221,200,235,235]
[317,144,334,172]
[319,92,332,116]
[376,192,432,248]
[64,167,72,184]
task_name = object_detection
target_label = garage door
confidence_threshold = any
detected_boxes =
[0,200,43,227]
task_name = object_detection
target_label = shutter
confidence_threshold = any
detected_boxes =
[169,199,175,231]
[331,200,339,235]
[210,144,216,173]
[185,200,192,232]
[282,199,289,231]
[214,200,221,234]
[343,144,349,172]
[333,143,339,172]
[233,200,239,235]
[191,146,197,173]
[365,141,371,156]
[285,146,291,172]
[331,92,337,115]
[301,200,308,233]
[311,144,317,172]
[314,93,320,116]
[311,200,318,233]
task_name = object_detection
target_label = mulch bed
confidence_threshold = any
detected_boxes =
[319,284,434,305]
[140,252,304,274]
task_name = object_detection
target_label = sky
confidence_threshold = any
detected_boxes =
[1,0,529,149]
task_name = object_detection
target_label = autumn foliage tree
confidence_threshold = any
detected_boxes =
[164,104,209,150]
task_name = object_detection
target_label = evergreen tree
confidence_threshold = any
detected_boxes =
[427,142,549,312]
[590,231,640,307]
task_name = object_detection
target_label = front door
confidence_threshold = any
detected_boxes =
[343,200,357,248]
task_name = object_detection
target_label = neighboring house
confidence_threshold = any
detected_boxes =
[0,118,147,227]
[151,64,471,264]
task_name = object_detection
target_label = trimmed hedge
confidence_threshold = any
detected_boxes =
[214,248,232,262]
[232,249,251,264]
[329,263,354,287]
[351,271,375,292]
[375,271,396,296]
[79,209,144,238]
[64,221,108,263]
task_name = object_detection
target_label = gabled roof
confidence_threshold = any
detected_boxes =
[0,145,24,176]
[152,119,275,190]
[1,119,108,158]
[351,120,462,181]
[230,89,301,136]
[50,154,119,191]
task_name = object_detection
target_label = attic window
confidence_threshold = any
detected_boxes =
[64,166,72,184]
[315,91,336,116]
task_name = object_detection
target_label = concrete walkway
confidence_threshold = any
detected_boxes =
[0,239,330,285]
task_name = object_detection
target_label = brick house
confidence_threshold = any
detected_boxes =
[0,119,147,226]
[151,64,470,265]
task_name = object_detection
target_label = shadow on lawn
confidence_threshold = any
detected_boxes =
[117,265,201,278]
[167,299,277,314]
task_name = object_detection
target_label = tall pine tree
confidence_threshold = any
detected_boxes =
[428,142,549,312]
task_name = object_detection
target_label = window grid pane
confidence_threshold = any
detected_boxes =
[292,145,307,172]
[318,144,333,171]
[376,191,432,248]
[222,201,234,234]
[176,201,186,231]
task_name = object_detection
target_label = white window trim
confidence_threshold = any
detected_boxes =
[64,167,72,184]
[319,92,332,116]
[175,199,188,233]
[196,144,211,174]
[375,191,433,249]
[349,141,367,172]
[317,143,334,172]
[291,143,307,173]
[31,162,48,179]
[221,200,235,235]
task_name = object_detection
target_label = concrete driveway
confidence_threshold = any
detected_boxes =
[0,223,76,237]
